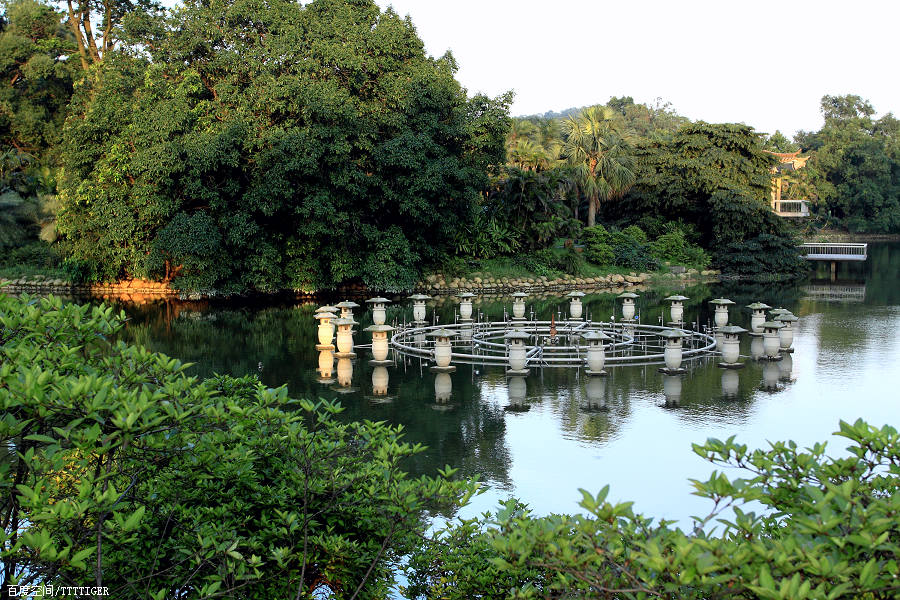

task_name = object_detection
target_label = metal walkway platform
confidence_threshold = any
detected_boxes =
[798,243,867,261]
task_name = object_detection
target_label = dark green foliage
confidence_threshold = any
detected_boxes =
[0,293,473,597]
[56,0,510,291]
[408,420,900,599]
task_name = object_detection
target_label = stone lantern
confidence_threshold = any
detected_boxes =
[434,372,452,403]
[408,294,431,323]
[335,300,360,320]
[746,302,772,334]
[663,374,682,406]
[365,297,391,326]
[317,349,335,383]
[333,317,358,358]
[314,308,338,350]
[721,369,739,399]
[511,292,528,320]
[658,329,687,373]
[567,291,586,320]
[364,324,395,365]
[427,328,458,373]
[768,307,790,320]
[709,298,735,328]
[760,321,784,360]
[664,294,689,325]
[617,292,639,321]
[504,330,531,375]
[775,312,798,351]
[717,325,746,368]
[371,366,389,396]
[584,376,606,410]
[750,335,765,361]
[581,330,611,375]
[457,292,476,321]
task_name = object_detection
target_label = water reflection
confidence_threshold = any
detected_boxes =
[721,369,739,399]
[507,376,529,412]
[582,376,606,411]
[761,361,780,391]
[662,374,682,406]
[317,349,334,383]
[333,357,356,393]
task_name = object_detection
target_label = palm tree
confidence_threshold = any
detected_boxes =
[562,106,636,226]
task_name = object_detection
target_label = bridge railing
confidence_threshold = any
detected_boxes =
[775,200,810,217]
[798,243,867,261]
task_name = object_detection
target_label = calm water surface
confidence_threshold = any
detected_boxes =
[110,243,899,524]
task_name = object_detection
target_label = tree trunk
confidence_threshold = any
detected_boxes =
[587,193,597,227]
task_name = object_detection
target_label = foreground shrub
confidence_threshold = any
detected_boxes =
[407,420,900,599]
[0,293,473,598]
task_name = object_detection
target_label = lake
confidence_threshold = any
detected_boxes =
[109,242,899,525]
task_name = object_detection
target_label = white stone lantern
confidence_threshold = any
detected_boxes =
[427,328,458,373]
[317,349,334,383]
[335,300,360,320]
[505,329,531,374]
[511,292,528,320]
[364,324,395,364]
[457,292,476,321]
[584,375,606,410]
[746,302,772,334]
[567,291,586,320]
[434,372,452,403]
[581,330,611,375]
[658,329,687,373]
[333,317,358,358]
[768,307,790,320]
[709,298,735,328]
[717,325,746,368]
[775,312,798,351]
[617,292,639,321]
[507,376,528,411]
[371,366,389,396]
[664,295,689,325]
[408,294,431,323]
[365,297,391,325]
[721,369,739,399]
[663,374,682,406]
[314,309,338,350]
[761,321,784,359]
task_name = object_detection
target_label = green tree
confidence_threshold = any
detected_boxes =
[763,129,798,152]
[56,0,511,290]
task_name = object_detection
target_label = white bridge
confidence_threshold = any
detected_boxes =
[798,243,867,261]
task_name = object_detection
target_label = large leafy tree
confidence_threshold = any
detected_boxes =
[797,95,900,233]
[57,0,510,291]
[561,105,635,227]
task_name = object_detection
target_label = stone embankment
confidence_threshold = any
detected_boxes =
[0,276,177,303]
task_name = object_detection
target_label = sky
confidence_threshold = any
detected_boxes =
[375,0,899,137]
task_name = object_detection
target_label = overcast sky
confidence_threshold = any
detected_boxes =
[375,0,898,136]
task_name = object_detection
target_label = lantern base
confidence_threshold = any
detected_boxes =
[760,354,784,362]
[657,367,686,375]
[458,318,474,323]
[315,344,335,351]
[717,362,745,370]
[317,377,335,384]
[511,317,526,321]
[368,359,394,367]
[366,395,396,404]
[506,368,530,376]
[779,347,795,353]
[331,386,359,394]
[666,321,686,327]
[584,369,608,377]
[334,351,357,359]
[412,320,428,325]
[429,365,456,374]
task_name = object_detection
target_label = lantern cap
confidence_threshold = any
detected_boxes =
[427,328,459,338]
[315,305,339,313]
[775,313,799,322]
[709,298,735,305]
[511,292,529,298]
[581,330,612,341]
[718,325,747,335]
[364,324,395,332]
[658,328,688,339]
[617,292,639,299]
[761,321,784,330]
[408,294,432,301]
[332,318,358,327]
[457,292,477,299]
[504,329,531,341]
[768,307,790,316]
[335,300,360,309]
[746,302,772,310]
[315,311,338,320]
[366,297,392,304]
[566,291,586,298]
[664,294,689,301]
